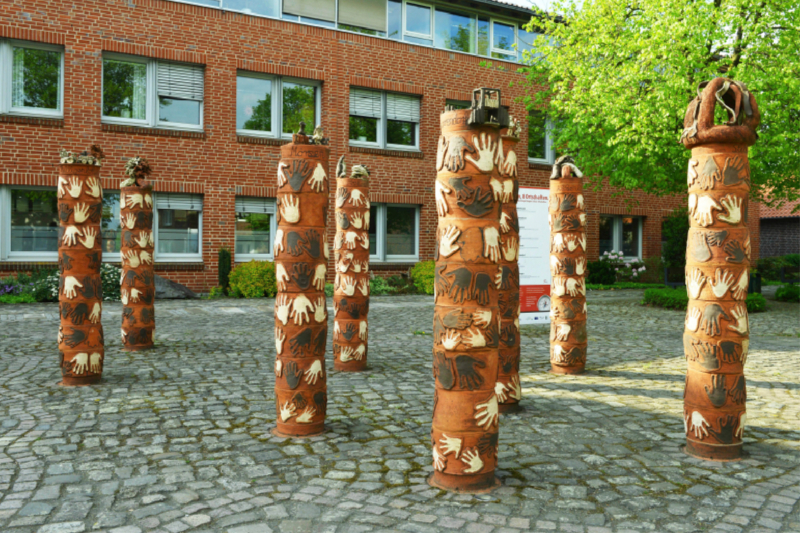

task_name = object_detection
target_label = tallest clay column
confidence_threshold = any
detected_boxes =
[680,78,759,460]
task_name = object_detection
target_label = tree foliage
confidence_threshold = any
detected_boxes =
[518,0,800,207]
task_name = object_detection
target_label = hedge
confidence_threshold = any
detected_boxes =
[410,260,435,295]
[643,287,767,313]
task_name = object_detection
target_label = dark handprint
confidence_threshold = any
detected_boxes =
[499,323,517,348]
[60,303,72,320]
[291,263,313,290]
[704,374,728,407]
[448,176,475,201]
[434,351,455,390]
[79,277,102,299]
[573,322,587,343]
[560,194,577,211]
[285,361,303,389]
[561,257,576,276]
[121,270,139,288]
[337,211,350,230]
[724,240,747,263]
[708,230,728,247]
[457,187,494,217]
[59,252,73,272]
[87,252,101,273]
[139,289,154,305]
[689,232,712,262]
[442,135,475,172]
[701,303,729,336]
[336,187,350,208]
[728,376,746,404]
[286,231,306,256]
[454,355,485,390]
[286,160,312,191]
[485,322,500,348]
[293,392,308,410]
[136,211,152,229]
[313,328,327,356]
[498,265,518,290]
[477,432,499,458]
[313,390,327,415]
[718,340,740,363]
[442,309,472,330]
[708,414,738,444]
[302,230,322,258]
[722,156,748,186]
[693,341,719,370]
[499,352,519,374]
[472,272,492,306]
[122,230,136,248]
[341,322,357,341]
[122,307,136,325]
[89,203,103,223]
[289,328,313,356]
[58,203,73,223]
[70,303,89,325]
[140,307,153,325]
[446,267,472,304]
[63,328,87,348]
[700,157,721,189]
[435,265,450,297]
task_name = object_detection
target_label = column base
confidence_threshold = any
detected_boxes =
[59,376,102,387]
[499,402,524,414]
[123,344,155,352]
[271,424,325,438]
[334,361,367,372]
[429,472,500,493]
[683,441,743,462]
[550,364,585,375]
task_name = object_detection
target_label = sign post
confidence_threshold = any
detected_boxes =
[517,187,551,326]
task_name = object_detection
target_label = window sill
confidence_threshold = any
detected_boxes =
[0,114,64,128]
[349,145,424,159]
[102,123,206,140]
[369,261,418,271]
[0,260,58,271]
[528,159,553,171]
[154,262,205,271]
[237,135,290,146]
[235,256,274,262]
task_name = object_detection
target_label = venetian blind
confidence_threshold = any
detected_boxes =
[283,0,335,22]
[338,0,387,32]
[235,197,274,214]
[157,62,205,101]
[155,194,203,211]
[349,88,382,118]
[386,93,420,123]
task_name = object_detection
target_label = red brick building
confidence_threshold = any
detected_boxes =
[759,200,799,258]
[0,0,759,292]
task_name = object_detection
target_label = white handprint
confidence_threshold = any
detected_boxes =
[275,295,291,325]
[509,376,522,400]
[296,406,316,424]
[130,288,142,302]
[439,226,461,257]
[277,162,289,187]
[280,195,301,223]
[121,289,129,305]
[502,150,518,177]
[67,177,82,199]
[339,346,355,362]
[552,277,566,297]
[145,194,152,208]
[687,159,698,186]
[685,307,702,332]
[552,234,566,253]
[334,322,341,339]
[291,295,314,325]
[461,449,485,474]
[309,163,327,192]
[85,178,102,199]
[735,413,747,439]
[89,352,102,373]
[555,323,571,341]
[313,265,326,291]
[686,411,710,439]
[495,381,509,402]
[314,297,327,323]
[483,227,501,262]
[125,250,140,268]
[123,213,136,230]
[78,228,97,249]
[689,194,722,227]
[576,194,585,210]
[354,344,366,360]
[344,231,359,250]
[279,401,296,422]
[710,268,735,298]
[687,268,706,299]
[275,327,285,355]
[89,303,101,324]
[349,189,366,207]
[57,176,69,198]
[728,304,748,335]
[439,434,461,458]
[465,133,497,172]
[351,212,364,229]
[341,276,356,296]
[139,250,152,265]
[276,264,290,291]
[489,177,503,201]
[358,278,369,296]
[274,229,285,256]
[503,237,518,262]
[360,233,369,250]
[732,270,748,300]
[62,226,82,246]
[441,330,461,350]
[566,278,585,296]
[502,179,514,203]
[274,358,282,377]
[72,353,89,375]
[472,310,491,328]
[73,203,90,224]
[435,180,451,217]
[433,445,446,472]
[500,212,512,233]
[576,257,586,276]
[306,360,324,385]
[63,277,83,299]
[134,231,150,248]
[463,329,486,348]
[474,395,499,429]
[126,193,144,208]
[359,321,368,341]
[718,194,742,224]
[567,234,586,252]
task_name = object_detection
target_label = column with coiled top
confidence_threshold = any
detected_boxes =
[120,157,155,351]
[496,122,522,411]
[680,78,758,460]
[332,158,370,371]
[430,89,507,492]
[273,124,329,437]
[549,156,588,374]
[57,147,105,386]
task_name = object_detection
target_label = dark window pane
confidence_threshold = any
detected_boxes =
[12,47,60,110]
[10,189,58,252]
[158,209,200,254]
[282,82,315,135]
[101,193,122,255]
[388,0,402,39]
[369,205,377,256]
[446,100,470,110]
[225,0,278,17]
[477,17,490,55]
[599,216,614,255]
[386,206,415,256]
[159,97,201,125]
[339,23,385,37]
[622,217,640,257]
[238,76,272,131]
[387,120,415,146]
[235,212,272,255]
[349,116,378,143]
[406,3,431,35]
[435,9,475,53]
[528,110,547,160]
[103,59,147,119]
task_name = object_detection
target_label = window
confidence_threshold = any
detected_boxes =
[492,21,516,60]
[445,100,471,110]
[517,27,539,62]
[235,197,276,261]
[282,0,335,27]
[0,187,59,261]
[0,40,64,118]
[237,72,320,138]
[102,54,204,130]
[154,194,203,261]
[349,88,420,150]
[599,215,643,260]
[338,0,387,36]
[528,110,555,164]
[387,0,402,40]
[404,3,433,45]
[434,8,475,53]
[369,204,419,262]
[225,0,278,17]
[101,193,123,258]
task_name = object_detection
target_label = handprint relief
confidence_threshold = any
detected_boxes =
[474,394,499,429]
[718,194,743,224]
[275,295,291,325]
[296,406,316,424]
[62,226,82,246]
[67,177,82,199]
[279,401,296,422]
[502,237,519,262]
[89,352,102,374]
[465,133,497,172]
[728,304,748,335]
[685,307,702,332]
[722,156,748,187]
[349,189,367,207]
[502,150,518,177]
[63,277,83,299]
[439,434,462,458]
[685,410,710,439]
[313,297,327,323]
[79,228,97,249]
[732,270,748,300]
[72,352,90,375]
[700,303,729,336]
[308,163,327,192]
[85,178,102,199]
[461,449,484,474]
[275,328,285,355]
[689,194,722,227]
[709,268,735,298]
[494,381,509,403]
[483,227,501,262]
[306,360,324,385]
[699,157,721,190]
[687,159,698,187]
[433,445,446,472]
[291,295,314,325]
[279,196,301,223]
[441,135,475,172]
[439,226,461,257]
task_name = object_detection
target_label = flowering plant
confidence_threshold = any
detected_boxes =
[600,250,647,282]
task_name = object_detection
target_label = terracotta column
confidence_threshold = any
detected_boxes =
[680,78,759,461]
[273,124,329,437]
[497,121,522,412]
[332,158,370,371]
[548,156,588,374]
[430,88,508,492]
[120,157,155,351]
[57,147,105,386]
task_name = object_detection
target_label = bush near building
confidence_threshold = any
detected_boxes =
[229,261,277,298]
[0,265,121,303]
[643,287,767,313]
[757,254,800,282]
[776,285,800,303]
[410,261,435,295]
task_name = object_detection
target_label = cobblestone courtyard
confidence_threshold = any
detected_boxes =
[0,290,798,533]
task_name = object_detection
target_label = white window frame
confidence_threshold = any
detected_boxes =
[527,114,555,165]
[403,1,433,42]
[234,197,277,262]
[236,71,321,139]
[370,203,420,263]
[153,193,204,263]
[101,53,204,132]
[0,185,59,262]
[601,215,644,261]
[490,19,517,60]
[349,89,420,151]
[0,40,64,119]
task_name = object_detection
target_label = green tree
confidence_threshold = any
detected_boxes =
[243,93,272,131]
[14,49,60,109]
[517,0,800,207]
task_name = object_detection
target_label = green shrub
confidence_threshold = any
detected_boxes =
[0,293,36,304]
[639,256,665,283]
[324,283,334,297]
[776,285,800,302]
[229,260,276,298]
[386,274,420,294]
[410,261,435,295]
[746,292,767,313]
[370,276,396,295]
[662,207,690,276]
[587,282,663,290]
[218,248,232,292]
[587,260,616,285]
[642,287,688,310]
[757,254,800,282]
[207,286,226,299]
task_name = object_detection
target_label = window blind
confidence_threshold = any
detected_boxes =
[157,62,205,101]
[283,0,335,22]
[235,197,274,214]
[155,193,203,211]
[349,88,382,118]
[386,93,420,122]
[338,0,387,32]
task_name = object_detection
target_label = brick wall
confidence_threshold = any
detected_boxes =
[760,218,800,258]
[0,0,760,291]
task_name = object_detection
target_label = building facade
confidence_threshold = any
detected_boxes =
[759,200,799,258]
[0,0,760,292]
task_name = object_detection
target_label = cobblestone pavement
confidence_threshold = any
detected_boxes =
[1,290,799,533]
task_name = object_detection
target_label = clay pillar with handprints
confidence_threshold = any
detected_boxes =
[57,147,105,386]
[332,157,370,371]
[273,123,330,437]
[680,78,758,460]
[120,157,155,351]
[496,120,522,411]
[430,89,508,492]
[548,156,588,374]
